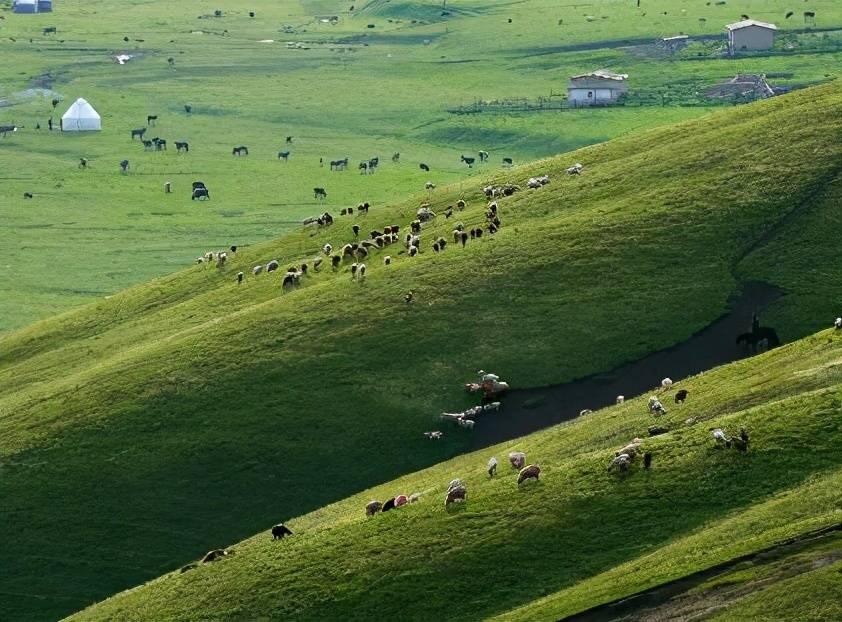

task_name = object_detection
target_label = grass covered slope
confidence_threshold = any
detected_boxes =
[69,327,842,621]
[3,83,842,620]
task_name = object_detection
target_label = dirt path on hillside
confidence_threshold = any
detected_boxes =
[469,281,782,449]
[561,523,842,621]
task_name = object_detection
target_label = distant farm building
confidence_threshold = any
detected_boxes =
[705,74,776,101]
[726,20,777,52]
[568,70,628,106]
[61,98,101,131]
[39,0,53,11]
[12,0,39,13]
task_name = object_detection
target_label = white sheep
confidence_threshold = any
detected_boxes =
[712,428,730,445]
[358,263,366,279]
[509,451,526,470]
[661,378,673,391]
[457,418,475,430]
[835,317,842,329]
[384,255,391,265]
[487,456,498,477]
[579,409,593,416]
[253,265,263,276]
[323,243,333,255]
[608,453,631,472]
[648,396,667,415]
[616,395,625,404]
[408,492,422,503]
[527,177,542,189]
[425,181,435,190]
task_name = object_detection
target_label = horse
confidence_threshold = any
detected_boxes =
[147,115,158,126]
[119,159,129,173]
[278,151,290,161]
[232,146,248,156]
[192,187,210,200]
[314,187,327,199]
[131,128,146,140]
[175,141,189,153]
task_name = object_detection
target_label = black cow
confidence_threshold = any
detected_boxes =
[232,146,248,156]
[147,115,158,126]
[175,141,189,153]
[314,187,327,199]
[131,128,146,140]
[278,151,290,161]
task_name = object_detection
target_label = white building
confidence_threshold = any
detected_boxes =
[726,19,777,52]
[568,70,628,106]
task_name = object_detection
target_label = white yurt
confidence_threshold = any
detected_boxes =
[61,98,101,131]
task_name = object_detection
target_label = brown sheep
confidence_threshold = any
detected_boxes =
[517,464,541,485]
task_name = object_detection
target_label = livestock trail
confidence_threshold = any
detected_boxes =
[2,0,842,330]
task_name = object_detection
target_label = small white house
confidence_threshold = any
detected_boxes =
[726,19,777,52]
[61,98,101,131]
[12,0,39,13]
[568,70,628,106]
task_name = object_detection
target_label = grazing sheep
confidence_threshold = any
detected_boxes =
[527,177,542,189]
[643,452,652,469]
[366,500,382,516]
[616,395,625,404]
[237,271,244,283]
[457,418,475,430]
[579,409,593,417]
[661,378,673,391]
[835,317,842,329]
[616,439,642,459]
[408,492,422,503]
[423,430,443,439]
[384,255,391,265]
[352,225,360,238]
[356,247,369,260]
[201,549,230,563]
[517,464,540,485]
[331,254,341,269]
[445,481,467,506]
[313,257,323,271]
[674,389,688,404]
[453,230,462,243]
[457,199,466,210]
[489,222,498,234]
[433,242,440,253]
[648,425,669,436]
[566,163,584,175]
[358,263,367,278]
[608,453,631,473]
[342,244,354,257]
[405,290,414,303]
[731,436,748,452]
[323,243,333,255]
[216,252,227,268]
[509,451,526,470]
[409,246,419,257]
[488,456,498,477]
[648,396,667,416]
[460,231,469,247]
[382,497,397,512]
[394,494,409,507]
[351,263,359,278]
[267,260,280,273]
[425,181,435,190]
[271,524,293,539]
[712,428,729,446]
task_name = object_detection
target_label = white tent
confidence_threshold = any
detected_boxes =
[61,98,101,131]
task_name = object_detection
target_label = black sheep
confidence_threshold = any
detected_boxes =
[331,255,341,269]
[674,389,689,404]
[272,524,293,540]
[382,497,396,512]
[352,225,360,237]
[643,452,652,469]
[461,232,468,247]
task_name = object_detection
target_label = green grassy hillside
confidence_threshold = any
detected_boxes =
[3,0,842,330]
[68,327,842,621]
[3,82,842,620]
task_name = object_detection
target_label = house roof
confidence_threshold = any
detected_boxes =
[725,19,778,31]
[570,69,628,81]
